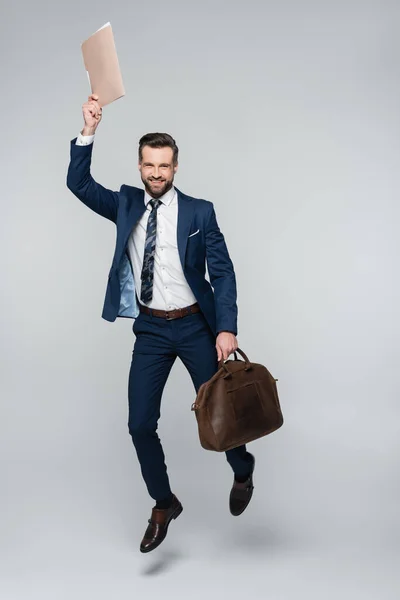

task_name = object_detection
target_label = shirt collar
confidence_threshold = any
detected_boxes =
[144,185,176,207]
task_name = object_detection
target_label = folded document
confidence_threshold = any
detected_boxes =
[81,22,125,107]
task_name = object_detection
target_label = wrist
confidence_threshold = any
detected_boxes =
[81,126,97,136]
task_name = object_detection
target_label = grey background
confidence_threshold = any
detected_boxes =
[1,0,399,598]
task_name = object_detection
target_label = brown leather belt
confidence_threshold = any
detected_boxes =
[139,302,201,320]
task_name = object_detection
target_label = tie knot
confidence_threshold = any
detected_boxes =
[149,198,161,210]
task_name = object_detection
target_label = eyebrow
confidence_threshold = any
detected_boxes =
[142,162,171,167]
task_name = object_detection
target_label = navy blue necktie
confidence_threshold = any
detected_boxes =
[140,198,161,304]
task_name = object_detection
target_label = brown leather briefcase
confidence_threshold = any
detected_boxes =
[191,348,283,451]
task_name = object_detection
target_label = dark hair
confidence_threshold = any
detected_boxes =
[138,132,179,165]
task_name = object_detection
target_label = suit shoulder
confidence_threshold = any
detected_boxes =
[119,184,144,206]
[187,195,214,212]
[120,184,142,193]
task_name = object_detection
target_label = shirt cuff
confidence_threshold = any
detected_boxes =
[76,132,95,146]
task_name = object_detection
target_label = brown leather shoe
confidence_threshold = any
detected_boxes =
[229,454,255,516]
[140,494,183,553]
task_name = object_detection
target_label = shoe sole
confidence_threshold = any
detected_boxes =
[140,502,183,553]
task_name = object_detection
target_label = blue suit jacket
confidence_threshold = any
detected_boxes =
[66,138,238,337]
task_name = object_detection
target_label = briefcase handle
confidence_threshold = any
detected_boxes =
[218,347,252,377]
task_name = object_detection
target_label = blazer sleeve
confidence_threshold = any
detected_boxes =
[205,202,238,336]
[66,137,119,223]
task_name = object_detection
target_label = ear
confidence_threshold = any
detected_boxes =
[174,162,179,174]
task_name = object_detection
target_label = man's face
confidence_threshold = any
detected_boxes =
[138,145,178,198]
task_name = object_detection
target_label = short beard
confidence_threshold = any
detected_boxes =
[142,177,173,198]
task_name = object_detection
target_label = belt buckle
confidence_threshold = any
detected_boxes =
[165,310,175,320]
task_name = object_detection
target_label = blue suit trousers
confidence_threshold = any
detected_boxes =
[127,307,252,501]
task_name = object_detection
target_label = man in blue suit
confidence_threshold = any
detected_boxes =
[66,94,255,552]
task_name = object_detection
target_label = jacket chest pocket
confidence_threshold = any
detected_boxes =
[187,228,202,247]
[187,233,201,246]
[186,231,205,265]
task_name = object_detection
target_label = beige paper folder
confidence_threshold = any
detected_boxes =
[81,22,125,108]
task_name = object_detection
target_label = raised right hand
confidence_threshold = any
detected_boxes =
[81,94,102,134]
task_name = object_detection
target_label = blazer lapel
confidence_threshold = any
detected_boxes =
[176,186,195,269]
[121,187,146,251]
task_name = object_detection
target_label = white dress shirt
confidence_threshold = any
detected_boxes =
[75,131,198,310]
